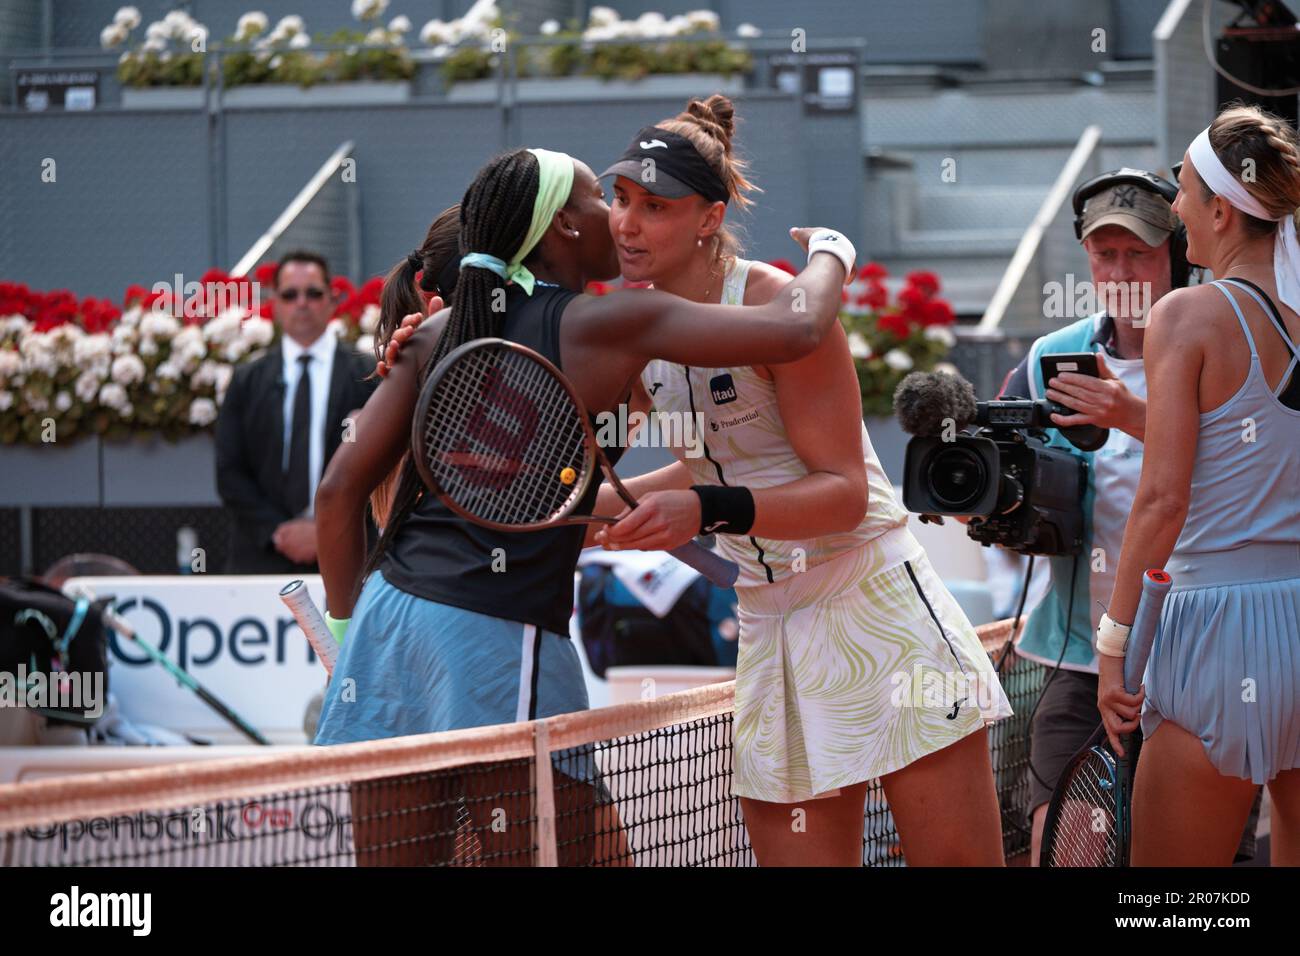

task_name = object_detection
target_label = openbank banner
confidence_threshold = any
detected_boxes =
[65,575,329,744]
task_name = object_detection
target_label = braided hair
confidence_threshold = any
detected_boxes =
[1199,104,1300,237]
[357,148,542,591]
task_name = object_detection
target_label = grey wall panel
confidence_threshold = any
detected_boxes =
[0,0,44,49]
[1110,0,1168,61]
[515,93,818,264]
[0,110,211,298]
[221,103,502,280]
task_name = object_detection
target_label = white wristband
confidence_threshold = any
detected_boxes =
[806,229,856,284]
[1096,612,1132,658]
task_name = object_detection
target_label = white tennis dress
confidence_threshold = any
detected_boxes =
[641,258,1013,803]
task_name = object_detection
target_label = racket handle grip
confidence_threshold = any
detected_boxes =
[279,580,338,676]
[1122,569,1173,695]
[668,542,740,589]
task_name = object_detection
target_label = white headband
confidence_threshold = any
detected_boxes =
[1187,125,1300,316]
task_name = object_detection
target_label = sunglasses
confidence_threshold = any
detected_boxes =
[279,287,326,302]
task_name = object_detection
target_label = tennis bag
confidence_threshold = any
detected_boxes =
[576,564,737,678]
[0,577,112,726]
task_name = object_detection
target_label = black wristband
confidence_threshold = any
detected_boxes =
[691,485,755,536]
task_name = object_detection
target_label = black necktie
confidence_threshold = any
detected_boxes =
[285,354,312,517]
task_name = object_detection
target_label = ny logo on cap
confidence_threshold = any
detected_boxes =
[1111,186,1138,209]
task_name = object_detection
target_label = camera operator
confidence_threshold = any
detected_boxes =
[996,170,1176,863]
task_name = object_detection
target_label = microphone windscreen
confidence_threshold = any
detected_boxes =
[893,371,978,436]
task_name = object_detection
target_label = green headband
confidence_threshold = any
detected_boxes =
[507,148,575,295]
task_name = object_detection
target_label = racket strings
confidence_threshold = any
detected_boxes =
[1043,749,1120,867]
[422,345,591,525]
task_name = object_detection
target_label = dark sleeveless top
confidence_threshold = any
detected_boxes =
[380,283,622,635]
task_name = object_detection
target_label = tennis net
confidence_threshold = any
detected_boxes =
[0,619,1041,867]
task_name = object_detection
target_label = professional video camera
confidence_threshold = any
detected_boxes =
[894,371,1107,557]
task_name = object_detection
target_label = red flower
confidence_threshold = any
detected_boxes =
[897,285,928,323]
[864,281,889,311]
[331,276,355,299]
[123,284,150,307]
[877,311,911,339]
[905,270,940,298]
[859,262,888,282]
[769,258,798,276]
[200,267,231,286]
[253,262,278,290]
[358,276,384,304]
[923,300,956,327]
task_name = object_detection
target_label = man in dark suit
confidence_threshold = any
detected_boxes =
[216,250,379,574]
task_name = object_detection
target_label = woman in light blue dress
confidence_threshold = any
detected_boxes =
[1100,105,1300,866]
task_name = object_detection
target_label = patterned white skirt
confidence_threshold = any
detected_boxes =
[731,530,1013,803]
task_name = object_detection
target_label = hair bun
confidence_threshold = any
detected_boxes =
[682,94,736,151]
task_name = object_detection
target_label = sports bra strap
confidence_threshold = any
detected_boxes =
[1209,281,1259,360]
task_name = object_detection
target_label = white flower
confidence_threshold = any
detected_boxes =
[269,54,283,69]
[237,11,269,40]
[54,391,72,412]
[685,9,721,31]
[212,363,233,397]
[139,337,159,357]
[223,341,248,363]
[847,331,873,360]
[883,348,914,372]
[119,402,134,418]
[114,6,141,30]
[356,333,375,355]
[636,12,668,37]
[737,23,761,38]
[388,15,411,34]
[364,27,388,46]
[25,390,48,413]
[190,360,222,389]
[73,333,112,365]
[140,312,180,339]
[189,397,218,427]
[934,361,960,377]
[0,390,11,411]
[289,32,310,49]
[326,318,347,339]
[420,19,449,45]
[145,21,168,43]
[351,0,388,22]
[119,50,132,64]
[163,10,193,37]
[100,23,129,49]
[120,304,143,327]
[142,35,167,54]
[110,325,137,351]
[0,349,21,379]
[99,382,128,410]
[75,371,101,403]
[2,315,30,337]
[539,19,560,35]
[241,316,274,348]
[202,312,243,346]
[155,360,181,380]
[111,353,146,385]
[924,325,957,347]
[275,15,304,37]
[665,15,691,36]
[359,303,381,333]
[588,6,618,28]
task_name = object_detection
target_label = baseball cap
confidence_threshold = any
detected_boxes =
[1080,182,1179,247]
[599,126,730,204]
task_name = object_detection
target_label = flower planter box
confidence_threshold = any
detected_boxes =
[1,438,101,507]
[101,433,219,506]
[222,81,412,108]
[446,72,743,103]
[120,87,207,110]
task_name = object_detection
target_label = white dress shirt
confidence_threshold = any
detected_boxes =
[280,330,337,518]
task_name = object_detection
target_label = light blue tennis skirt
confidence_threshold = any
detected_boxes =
[313,570,591,746]
[1143,542,1300,784]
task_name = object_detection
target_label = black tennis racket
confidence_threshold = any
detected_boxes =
[1039,568,1172,867]
[410,338,739,588]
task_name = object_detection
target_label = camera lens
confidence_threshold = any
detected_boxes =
[925,445,987,511]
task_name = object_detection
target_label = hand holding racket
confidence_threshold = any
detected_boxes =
[410,338,740,588]
[1039,568,1172,867]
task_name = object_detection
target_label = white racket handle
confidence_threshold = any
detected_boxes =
[667,542,740,588]
[279,580,338,676]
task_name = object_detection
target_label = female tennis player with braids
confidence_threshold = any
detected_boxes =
[1099,104,1300,866]
[310,147,854,860]
[588,95,1011,866]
